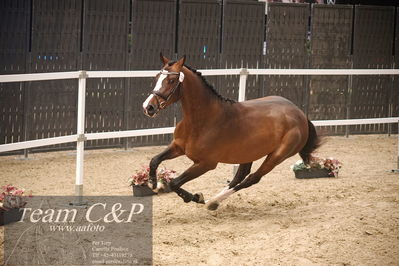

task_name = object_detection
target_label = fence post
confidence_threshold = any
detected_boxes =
[233,68,249,176]
[346,74,353,137]
[238,68,248,102]
[22,80,31,159]
[74,70,87,205]
[22,50,32,159]
[387,61,395,136]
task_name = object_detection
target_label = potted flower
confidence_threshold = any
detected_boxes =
[0,185,31,226]
[157,168,177,193]
[128,166,177,197]
[291,156,342,179]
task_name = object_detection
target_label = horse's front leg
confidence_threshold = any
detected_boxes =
[169,162,217,204]
[149,143,183,190]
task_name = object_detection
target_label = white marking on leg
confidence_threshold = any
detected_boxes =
[212,186,229,199]
[147,181,164,193]
[213,188,235,203]
[206,187,235,206]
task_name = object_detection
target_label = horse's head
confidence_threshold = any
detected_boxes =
[143,54,186,117]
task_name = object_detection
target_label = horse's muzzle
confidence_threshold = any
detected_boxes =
[143,103,158,117]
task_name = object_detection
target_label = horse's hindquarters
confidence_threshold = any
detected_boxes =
[205,97,308,164]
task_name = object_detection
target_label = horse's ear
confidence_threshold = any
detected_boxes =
[175,55,186,69]
[160,52,170,65]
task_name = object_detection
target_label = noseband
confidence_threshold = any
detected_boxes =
[152,70,184,109]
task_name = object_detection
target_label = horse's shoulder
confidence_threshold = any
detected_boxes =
[174,121,185,136]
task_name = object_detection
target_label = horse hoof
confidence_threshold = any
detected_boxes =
[206,201,219,211]
[183,197,191,203]
[194,193,205,204]
[147,181,157,191]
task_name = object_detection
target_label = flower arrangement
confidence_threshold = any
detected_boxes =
[129,167,151,186]
[0,184,31,210]
[128,166,177,192]
[291,156,342,177]
[157,168,177,185]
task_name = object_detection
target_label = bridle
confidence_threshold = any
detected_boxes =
[151,70,185,109]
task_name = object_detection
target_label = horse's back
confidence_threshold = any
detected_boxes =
[244,95,298,108]
[240,95,306,123]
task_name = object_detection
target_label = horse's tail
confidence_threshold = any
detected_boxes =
[299,120,322,165]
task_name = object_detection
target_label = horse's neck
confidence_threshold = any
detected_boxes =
[180,71,223,126]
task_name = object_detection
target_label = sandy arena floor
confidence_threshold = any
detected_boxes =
[0,135,398,265]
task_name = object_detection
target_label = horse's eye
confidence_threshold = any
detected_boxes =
[168,79,174,84]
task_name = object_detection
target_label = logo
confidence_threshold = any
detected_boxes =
[4,196,152,265]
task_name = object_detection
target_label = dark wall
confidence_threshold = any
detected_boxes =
[308,4,353,134]
[1,1,398,154]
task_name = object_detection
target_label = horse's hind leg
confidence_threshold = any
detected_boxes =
[205,163,252,210]
[206,134,300,210]
[229,163,252,188]
[206,153,287,210]
[233,151,288,192]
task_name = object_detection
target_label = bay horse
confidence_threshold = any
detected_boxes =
[142,54,321,210]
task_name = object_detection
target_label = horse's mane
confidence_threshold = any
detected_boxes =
[168,61,236,104]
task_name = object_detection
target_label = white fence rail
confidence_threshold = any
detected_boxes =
[1,68,398,203]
